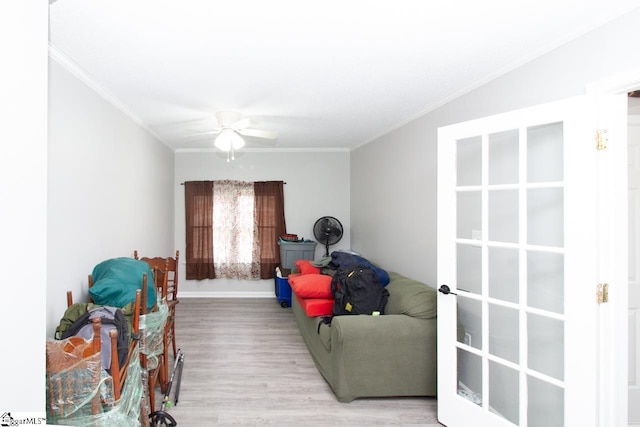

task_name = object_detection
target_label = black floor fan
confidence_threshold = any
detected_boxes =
[313,216,344,257]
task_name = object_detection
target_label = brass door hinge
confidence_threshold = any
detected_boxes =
[596,129,608,150]
[597,283,609,304]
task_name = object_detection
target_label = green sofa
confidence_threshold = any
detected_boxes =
[291,271,438,403]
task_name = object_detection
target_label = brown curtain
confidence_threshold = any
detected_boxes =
[184,181,216,279]
[254,181,287,279]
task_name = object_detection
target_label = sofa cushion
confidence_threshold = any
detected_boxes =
[289,273,333,299]
[384,273,437,319]
[296,294,334,317]
[295,259,321,275]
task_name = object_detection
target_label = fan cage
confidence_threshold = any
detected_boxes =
[313,216,343,256]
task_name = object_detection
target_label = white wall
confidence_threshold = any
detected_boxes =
[174,150,350,296]
[351,7,640,287]
[0,0,48,413]
[47,59,175,338]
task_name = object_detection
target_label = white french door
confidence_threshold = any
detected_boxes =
[437,96,600,427]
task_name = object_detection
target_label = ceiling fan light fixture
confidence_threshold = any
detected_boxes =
[214,128,245,152]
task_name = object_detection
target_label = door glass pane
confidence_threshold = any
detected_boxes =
[458,349,483,405]
[528,251,564,314]
[457,244,481,295]
[527,188,564,247]
[528,376,564,427]
[489,189,519,243]
[489,362,519,425]
[457,191,481,240]
[457,136,482,186]
[527,122,563,183]
[489,304,519,363]
[488,247,519,303]
[457,295,482,350]
[528,313,564,381]
[489,129,519,185]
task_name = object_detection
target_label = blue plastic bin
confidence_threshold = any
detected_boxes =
[275,275,292,308]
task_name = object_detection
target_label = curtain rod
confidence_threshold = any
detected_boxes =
[180,181,286,185]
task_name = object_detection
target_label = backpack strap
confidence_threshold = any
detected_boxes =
[317,316,332,334]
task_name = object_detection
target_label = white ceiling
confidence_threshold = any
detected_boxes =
[48,0,640,152]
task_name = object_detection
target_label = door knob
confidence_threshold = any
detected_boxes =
[438,284,457,295]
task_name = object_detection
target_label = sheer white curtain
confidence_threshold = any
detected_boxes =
[212,180,260,279]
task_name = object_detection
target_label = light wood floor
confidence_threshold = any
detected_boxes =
[154,298,441,426]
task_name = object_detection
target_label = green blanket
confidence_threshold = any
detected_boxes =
[89,257,156,311]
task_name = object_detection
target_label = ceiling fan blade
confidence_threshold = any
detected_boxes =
[239,128,278,139]
[183,129,221,140]
[232,118,251,130]
[215,111,243,127]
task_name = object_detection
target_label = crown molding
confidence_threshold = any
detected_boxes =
[175,147,350,154]
[48,42,173,150]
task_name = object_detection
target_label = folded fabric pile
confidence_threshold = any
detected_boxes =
[89,257,157,311]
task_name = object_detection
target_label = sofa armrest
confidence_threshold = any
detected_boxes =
[328,314,437,402]
[332,313,434,346]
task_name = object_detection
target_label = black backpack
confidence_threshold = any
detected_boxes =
[331,265,389,316]
[61,306,130,372]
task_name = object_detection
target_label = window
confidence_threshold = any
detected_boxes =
[184,180,286,280]
[211,180,260,279]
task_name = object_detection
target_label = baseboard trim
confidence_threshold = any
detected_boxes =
[180,292,275,299]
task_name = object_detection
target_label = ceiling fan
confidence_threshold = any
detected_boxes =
[186,111,278,162]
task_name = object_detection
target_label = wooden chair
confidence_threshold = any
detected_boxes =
[138,272,169,414]
[46,319,103,422]
[47,289,141,423]
[81,271,167,415]
[164,251,180,359]
[134,250,180,358]
[90,272,162,420]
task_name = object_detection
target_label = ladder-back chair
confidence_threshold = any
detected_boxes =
[137,271,169,414]
[47,289,141,423]
[134,250,180,358]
